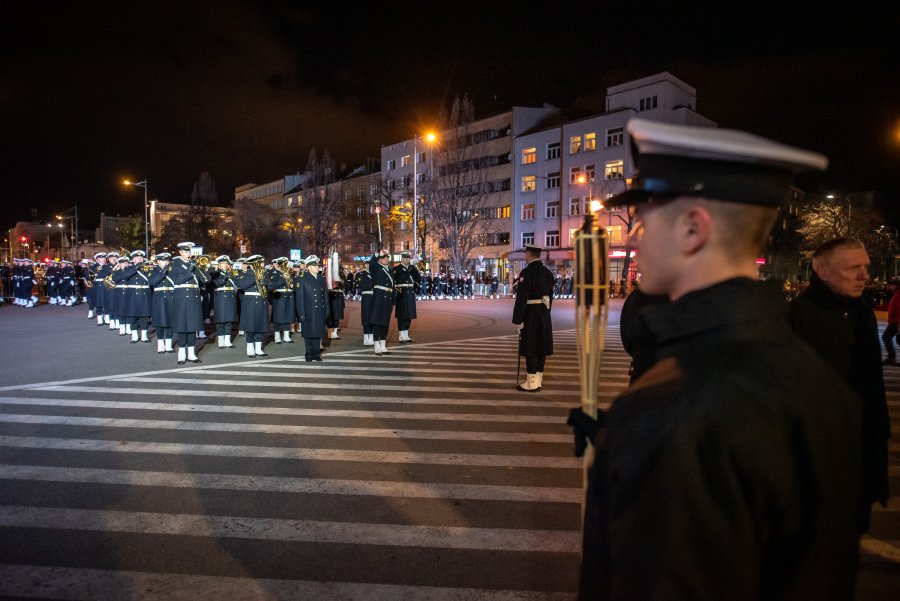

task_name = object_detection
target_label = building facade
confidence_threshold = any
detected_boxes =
[511,72,716,284]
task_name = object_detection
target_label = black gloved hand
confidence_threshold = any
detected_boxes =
[567,407,605,458]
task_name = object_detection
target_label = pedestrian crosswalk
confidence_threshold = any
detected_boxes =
[0,328,632,600]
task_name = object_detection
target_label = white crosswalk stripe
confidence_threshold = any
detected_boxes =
[0,328,627,599]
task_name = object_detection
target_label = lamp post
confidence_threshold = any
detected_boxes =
[374,204,383,246]
[124,179,149,256]
[55,206,78,260]
[412,132,436,257]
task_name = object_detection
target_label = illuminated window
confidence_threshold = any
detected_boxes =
[605,160,624,179]
[344,190,352,200]
[585,164,595,181]
[584,132,596,151]
[400,155,411,167]
[370,184,379,196]
[570,166,581,184]
[607,225,624,246]
[545,230,560,247]
[570,135,582,154]
[606,127,624,147]
[358,224,365,234]
[522,147,536,164]
[522,175,536,192]
[546,142,560,160]
[522,203,535,220]
[497,205,511,219]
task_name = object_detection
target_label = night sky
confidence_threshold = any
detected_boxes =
[2,0,899,232]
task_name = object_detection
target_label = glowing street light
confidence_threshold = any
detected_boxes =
[124,179,149,256]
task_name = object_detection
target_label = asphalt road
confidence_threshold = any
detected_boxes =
[0,297,896,599]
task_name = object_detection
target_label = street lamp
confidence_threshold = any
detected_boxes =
[55,206,78,260]
[124,179,149,256]
[412,131,436,257]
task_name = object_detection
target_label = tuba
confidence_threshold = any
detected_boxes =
[250,259,267,299]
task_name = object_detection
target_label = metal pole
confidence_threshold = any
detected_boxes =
[144,183,149,256]
[413,138,418,256]
[73,206,78,261]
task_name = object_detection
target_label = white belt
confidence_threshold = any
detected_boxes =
[374,285,393,292]
[361,291,373,295]
[217,287,236,291]
[396,283,414,288]
[244,291,262,296]
[526,299,545,304]
[155,287,174,292]
[126,285,150,289]
[174,284,198,289]
[273,288,292,293]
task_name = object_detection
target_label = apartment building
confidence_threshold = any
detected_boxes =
[512,72,716,283]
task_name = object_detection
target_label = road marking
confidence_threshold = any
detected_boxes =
[0,414,574,443]
[0,505,581,552]
[0,565,577,601]
[860,536,900,564]
[0,397,570,423]
[0,436,580,468]
[0,464,582,503]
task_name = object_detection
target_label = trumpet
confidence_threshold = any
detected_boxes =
[193,255,210,269]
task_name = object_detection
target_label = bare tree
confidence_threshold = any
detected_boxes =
[298,148,342,259]
[423,94,506,275]
[232,197,288,258]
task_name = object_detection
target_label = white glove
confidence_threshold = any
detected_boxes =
[517,323,524,330]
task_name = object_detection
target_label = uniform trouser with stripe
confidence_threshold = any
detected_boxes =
[176,332,196,347]
[363,324,373,334]
[525,355,546,373]
[216,322,234,336]
[372,324,389,342]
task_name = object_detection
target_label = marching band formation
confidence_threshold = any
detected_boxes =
[9,242,433,364]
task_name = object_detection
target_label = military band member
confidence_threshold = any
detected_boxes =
[59,259,77,306]
[513,244,554,392]
[393,251,419,343]
[357,259,375,346]
[110,255,130,334]
[267,257,295,344]
[296,255,330,361]
[169,241,210,364]
[235,254,270,357]
[46,260,60,305]
[370,249,395,356]
[92,252,109,324]
[118,250,153,343]
[325,265,345,340]
[210,255,238,349]
[147,252,175,353]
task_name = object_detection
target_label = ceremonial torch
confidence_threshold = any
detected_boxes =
[572,204,610,525]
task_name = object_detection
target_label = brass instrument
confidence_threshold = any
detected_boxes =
[194,255,210,269]
[249,259,268,299]
[140,259,156,273]
[573,211,609,528]
[102,272,117,290]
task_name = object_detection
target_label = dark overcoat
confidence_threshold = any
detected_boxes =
[327,289,345,322]
[357,269,374,328]
[58,265,75,297]
[93,263,112,310]
[393,263,419,320]
[789,274,891,515]
[369,258,395,327]
[234,268,269,333]
[512,258,554,357]
[45,267,59,297]
[579,279,863,601]
[266,269,295,324]
[210,268,238,324]
[146,267,174,328]
[125,266,152,317]
[296,271,330,338]
[167,256,208,333]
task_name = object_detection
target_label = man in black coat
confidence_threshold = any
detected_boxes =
[296,255,330,362]
[369,250,395,356]
[147,253,175,353]
[568,119,862,600]
[210,255,238,349]
[512,244,554,392]
[393,251,420,343]
[357,261,375,346]
[235,255,270,358]
[789,237,891,533]
[168,242,210,364]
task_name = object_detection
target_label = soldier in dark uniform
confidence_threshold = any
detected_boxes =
[393,251,419,343]
[91,252,109,325]
[512,244,554,392]
[147,252,175,353]
[169,241,210,364]
[357,259,375,346]
[489,272,499,298]
[108,255,129,333]
[325,265,345,341]
[59,259,76,306]
[296,255,330,361]
[45,260,60,305]
[235,255,270,357]
[117,250,153,343]
[568,119,862,600]
[369,249,395,356]
[266,257,295,344]
[210,255,238,349]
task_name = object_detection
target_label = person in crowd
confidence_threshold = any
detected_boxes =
[369,249,395,356]
[568,118,862,600]
[296,255,329,362]
[789,236,891,533]
[235,255,270,358]
[393,251,420,343]
[168,242,209,364]
[210,255,238,349]
[266,257,295,345]
[146,252,175,353]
